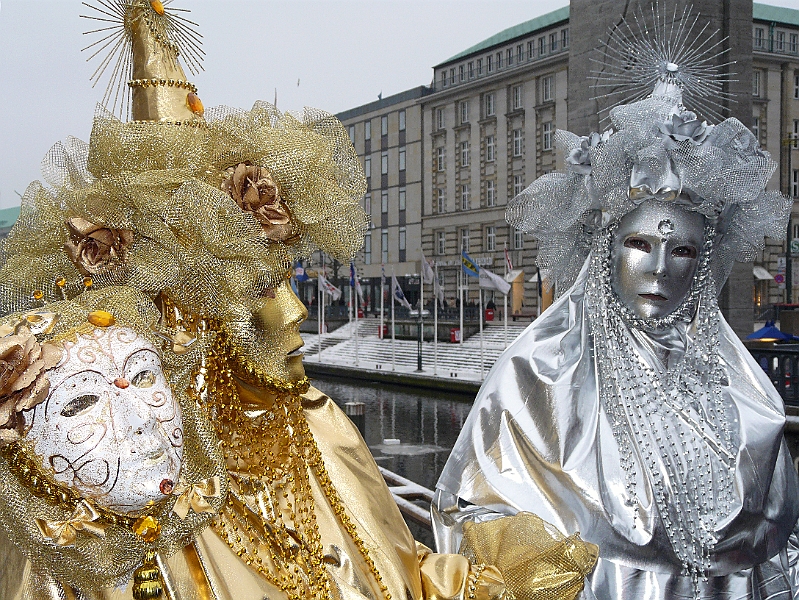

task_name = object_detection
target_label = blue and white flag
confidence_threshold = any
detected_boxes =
[461,251,480,278]
[295,261,309,282]
[350,262,364,300]
[391,273,412,310]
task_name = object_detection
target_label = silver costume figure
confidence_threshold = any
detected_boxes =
[433,9,799,599]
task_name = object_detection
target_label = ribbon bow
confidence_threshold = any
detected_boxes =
[172,476,221,519]
[35,500,109,546]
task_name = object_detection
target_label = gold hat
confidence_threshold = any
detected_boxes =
[83,0,205,122]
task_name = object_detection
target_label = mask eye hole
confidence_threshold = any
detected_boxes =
[623,237,652,253]
[672,245,697,258]
[61,394,100,417]
[131,371,156,388]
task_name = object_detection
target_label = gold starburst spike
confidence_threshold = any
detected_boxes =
[589,1,736,123]
[81,0,205,121]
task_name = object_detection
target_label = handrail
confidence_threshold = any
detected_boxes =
[379,466,434,529]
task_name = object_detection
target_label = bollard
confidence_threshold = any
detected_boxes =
[344,402,366,438]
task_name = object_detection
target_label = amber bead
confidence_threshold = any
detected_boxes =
[149,0,165,15]
[186,92,204,116]
[132,515,162,542]
[87,310,116,327]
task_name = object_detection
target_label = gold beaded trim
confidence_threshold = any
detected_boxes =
[466,564,487,600]
[128,78,198,93]
[127,119,207,128]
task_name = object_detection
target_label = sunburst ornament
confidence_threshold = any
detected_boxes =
[81,0,205,119]
[590,2,736,123]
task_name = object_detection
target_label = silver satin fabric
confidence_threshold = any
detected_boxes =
[433,262,799,599]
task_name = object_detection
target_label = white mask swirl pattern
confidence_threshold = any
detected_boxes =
[23,326,183,513]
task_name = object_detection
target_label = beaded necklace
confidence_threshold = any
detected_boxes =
[585,225,737,595]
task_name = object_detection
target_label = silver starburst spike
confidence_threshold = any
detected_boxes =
[81,0,205,118]
[590,2,736,123]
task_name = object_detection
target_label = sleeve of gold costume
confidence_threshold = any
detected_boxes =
[416,543,507,600]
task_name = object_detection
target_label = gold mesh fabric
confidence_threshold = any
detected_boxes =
[459,513,598,600]
[0,102,367,321]
[0,286,228,593]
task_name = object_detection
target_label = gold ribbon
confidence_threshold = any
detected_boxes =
[172,476,221,519]
[35,500,109,546]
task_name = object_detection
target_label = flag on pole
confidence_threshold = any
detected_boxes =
[318,274,342,301]
[295,261,309,282]
[290,276,299,295]
[391,274,412,309]
[504,247,513,272]
[479,267,511,295]
[421,253,435,285]
[349,262,363,300]
[461,251,480,278]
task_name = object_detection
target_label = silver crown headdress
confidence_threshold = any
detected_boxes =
[507,3,791,295]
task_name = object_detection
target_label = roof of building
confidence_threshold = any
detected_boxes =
[436,3,798,68]
[753,3,799,27]
[437,5,569,67]
[336,86,432,122]
[0,205,20,229]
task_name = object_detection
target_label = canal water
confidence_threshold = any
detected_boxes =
[311,374,476,546]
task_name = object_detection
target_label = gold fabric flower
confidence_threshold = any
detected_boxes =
[222,162,296,242]
[64,217,135,276]
[0,326,61,444]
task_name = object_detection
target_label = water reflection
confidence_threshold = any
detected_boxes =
[311,375,474,491]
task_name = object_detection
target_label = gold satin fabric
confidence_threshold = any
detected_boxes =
[0,387,504,600]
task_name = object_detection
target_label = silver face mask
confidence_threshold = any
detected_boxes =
[610,201,706,321]
[24,326,183,514]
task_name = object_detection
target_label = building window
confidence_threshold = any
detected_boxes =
[450,68,455,85]
[486,226,496,251]
[399,147,406,171]
[460,101,469,124]
[365,156,371,178]
[527,41,534,59]
[752,116,760,143]
[364,193,371,215]
[753,70,761,97]
[514,229,524,250]
[364,231,371,265]
[437,108,445,130]
[754,27,764,48]
[348,125,355,143]
[793,120,799,148]
[486,135,495,162]
[542,75,553,102]
[777,31,785,52]
[793,169,799,198]
[514,175,525,196]
[542,122,553,151]
[364,120,371,141]
[460,227,470,252]
[468,61,474,79]
[399,187,406,211]
[795,74,799,99]
[436,147,445,171]
[381,190,388,213]
[485,93,495,117]
[517,44,523,63]
[399,110,406,131]
[507,48,513,66]
[513,85,523,110]
[437,231,446,255]
[477,58,483,75]
[461,184,470,210]
[381,115,388,136]
[381,151,388,175]
[487,54,493,72]
[382,229,389,263]
[513,129,523,157]
[437,188,445,213]
[550,32,558,52]
[461,141,469,167]
[399,227,406,252]
[539,36,545,55]
[790,33,798,53]
[496,51,503,68]
[561,28,569,48]
[459,65,465,82]
[440,71,447,88]
[486,180,496,207]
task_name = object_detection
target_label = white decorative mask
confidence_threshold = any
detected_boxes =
[24,326,183,514]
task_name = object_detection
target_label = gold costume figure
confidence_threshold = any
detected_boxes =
[0,2,596,599]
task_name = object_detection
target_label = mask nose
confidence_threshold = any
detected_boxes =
[652,246,668,278]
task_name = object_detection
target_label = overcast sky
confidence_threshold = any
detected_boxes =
[1,1,796,209]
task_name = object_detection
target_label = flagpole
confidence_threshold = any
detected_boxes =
[321,254,326,359]
[504,243,508,349]
[391,266,396,371]
[354,268,359,367]
[458,268,464,346]
[479,286,484,380]
[418,261,424,372]
[317,274,322,363]
[380,264,385,344]
[434,262,439,376]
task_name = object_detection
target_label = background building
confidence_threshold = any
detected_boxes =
[338,2,799,329]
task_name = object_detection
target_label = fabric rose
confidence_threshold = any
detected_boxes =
[222,163,296,242]
[64,217,134,276]
[0,326,61,444]
[658,112,711,149]
[566,131,612,175]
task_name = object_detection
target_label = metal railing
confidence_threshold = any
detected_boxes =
[379,466,434,529]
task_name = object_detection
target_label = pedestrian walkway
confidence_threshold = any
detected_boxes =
[301,319,529,382]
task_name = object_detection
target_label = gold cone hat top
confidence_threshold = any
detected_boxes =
[82,0,205,122]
